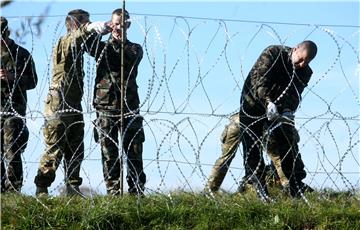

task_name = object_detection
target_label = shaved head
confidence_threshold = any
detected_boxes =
[297,40,317,61]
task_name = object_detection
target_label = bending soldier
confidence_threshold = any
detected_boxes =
[34,9,110,196]
[0,17,38,193]
[239,41,317,200]
[91,9,146,196]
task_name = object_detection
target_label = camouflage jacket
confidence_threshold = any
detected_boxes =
[49,24,96,109]
[0,39,38,116]
[91,37,143,113]
[240,45,313,116]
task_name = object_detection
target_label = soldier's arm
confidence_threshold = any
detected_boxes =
[281,67,312,112]
[81,22,110,56]
[86,37,105,58]
[15,50,38,91]
[71,23,95,48]
[251,46,279,106]
[125,43,143,66]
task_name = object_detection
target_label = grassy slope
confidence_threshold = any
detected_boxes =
[1,191,359,230]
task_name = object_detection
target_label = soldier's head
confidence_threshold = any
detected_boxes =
[65,9,90,33]
[1,16,10,41]
[110,8,130,41]
[291,40,317,69]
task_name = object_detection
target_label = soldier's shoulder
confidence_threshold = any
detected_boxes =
[263,45,288,53]
[303,65,313,76]
[128,40,142,49]
[13,43,32,57]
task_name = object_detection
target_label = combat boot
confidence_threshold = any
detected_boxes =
[107,189,121,196]
[250,177,271,202]
[237,179,255,194]
[4,181,22,193]
[204,181,220,194]
[36,186,48,197]
[286,180,314,198]
[66,184,83,197]
[128,186,145,197]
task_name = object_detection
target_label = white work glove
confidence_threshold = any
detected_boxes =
[87,21,110,35]
[282,110,295,120]
[266,101,279,121]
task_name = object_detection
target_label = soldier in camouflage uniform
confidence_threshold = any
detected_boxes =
[239,41,317,199]
[90,9,146,196]
[34,9,110,196]
[0,17,38,193]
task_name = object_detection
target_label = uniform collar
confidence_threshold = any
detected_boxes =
[109,37,129,46]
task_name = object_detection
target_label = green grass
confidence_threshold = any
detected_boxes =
[1,191,359,229]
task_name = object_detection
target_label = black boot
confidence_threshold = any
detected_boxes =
[66,185,84,197]
[36,186,48,197]
[288,180,314,198]
[250,177,271,202]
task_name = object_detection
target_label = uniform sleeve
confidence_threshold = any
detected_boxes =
[87,37,105,58]
[250,46,279,105]
[124,43,143,67]
[280,67,312,112]
[71,23,94,49]
[16,49,38,91]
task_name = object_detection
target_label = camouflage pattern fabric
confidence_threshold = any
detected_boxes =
[90,38,143,113]
[206,113,281,193]
[206,113,241,192]
[90,37,145,195]
[1,116,29,192]
[1,39,38,116]
[1,39,37,192]
[34,113,84,188]
[239,45,312,194]
[94,111,146,195]
[266,119,305,188]
[240,45,312,116]
[49,24,95,107]
[34,25,95,189]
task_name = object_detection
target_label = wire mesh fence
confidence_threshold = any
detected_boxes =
[1,9,359,201]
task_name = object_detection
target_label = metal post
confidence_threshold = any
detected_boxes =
[119,0,126,196]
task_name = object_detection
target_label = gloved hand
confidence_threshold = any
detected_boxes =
[87,21,111,35]
[282,110,295,120]
[266,101,279,120]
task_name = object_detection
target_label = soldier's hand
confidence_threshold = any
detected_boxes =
[0,69,15,82]
[87,21,111,35]
[266,101,279,120]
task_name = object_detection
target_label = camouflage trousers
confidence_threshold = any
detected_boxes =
[206,114,241,192]
[241,113,306,189]
[94,111,146,195]
[266,119,305,188]
[34,112,84,188]
[207,112,303,194]
[1,116,29,192]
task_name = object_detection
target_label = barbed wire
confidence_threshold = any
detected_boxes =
[1,12,359,202]
[4,12,360,28]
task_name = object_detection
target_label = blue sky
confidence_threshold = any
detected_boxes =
[1,1,359,195]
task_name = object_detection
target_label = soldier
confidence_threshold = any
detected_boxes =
[206,113,279,193]
[34,9,110,196]
[239,40,317,200]
[1,17,38,193]
[90,9,146,196]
